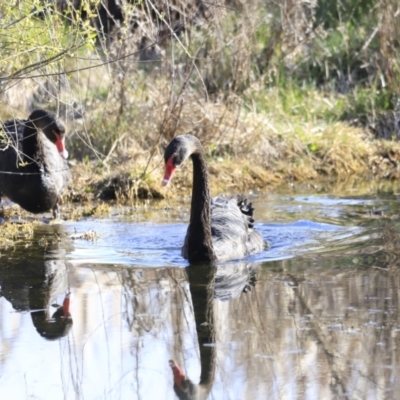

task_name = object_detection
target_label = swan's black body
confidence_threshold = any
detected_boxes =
[0,109,70,218]
[163,134,264,263]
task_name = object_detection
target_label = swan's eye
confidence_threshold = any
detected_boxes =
[172,152,180,166]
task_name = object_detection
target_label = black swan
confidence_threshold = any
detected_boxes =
[169,359,197,399]
[0,109,71,218]
[162,134,264,263]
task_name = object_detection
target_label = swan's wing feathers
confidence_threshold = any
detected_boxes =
[209,195,264,261]
[210,195,250,261]
[2,118,26,135]
[237,196,256,228]
[0,119,25,150]
[0,120,27,173]
[246,229,265,255]
[182,194,264,262]
[237,196,264,254]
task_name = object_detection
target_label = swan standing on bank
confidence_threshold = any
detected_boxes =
[0,109,70,218]
[162,134,264,263]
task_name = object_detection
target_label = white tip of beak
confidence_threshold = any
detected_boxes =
[162,179,169,186]
[59,150,69,159]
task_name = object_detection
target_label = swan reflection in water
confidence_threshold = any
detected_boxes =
[169,261,259,400]
[0,224,73,340]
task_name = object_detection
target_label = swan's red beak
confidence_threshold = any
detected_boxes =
[162,157,176,186]
[54,132,69,159]
[62,293,71,318]
[169,359,185,390]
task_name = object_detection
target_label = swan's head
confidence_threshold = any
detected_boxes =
[162,135,198,186]
[168,359,187,391]
[29,109,69,159]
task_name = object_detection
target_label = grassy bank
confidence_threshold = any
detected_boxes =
[1,0,400,204]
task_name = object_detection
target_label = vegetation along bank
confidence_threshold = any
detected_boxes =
[1,0,400,206]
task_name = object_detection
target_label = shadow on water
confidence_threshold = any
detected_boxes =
[3,189,400,398]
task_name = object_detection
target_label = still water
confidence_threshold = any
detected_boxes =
[1,183,400,399]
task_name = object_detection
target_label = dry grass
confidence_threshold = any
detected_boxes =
[0,221,39,249]
[63,120,400,204]
[2,0,400,208]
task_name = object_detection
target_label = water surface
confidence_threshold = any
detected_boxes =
[1,184,400,399]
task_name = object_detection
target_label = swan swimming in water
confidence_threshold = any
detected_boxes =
[162,134,264,263]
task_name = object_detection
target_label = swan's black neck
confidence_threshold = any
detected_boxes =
[187,150,217,263]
